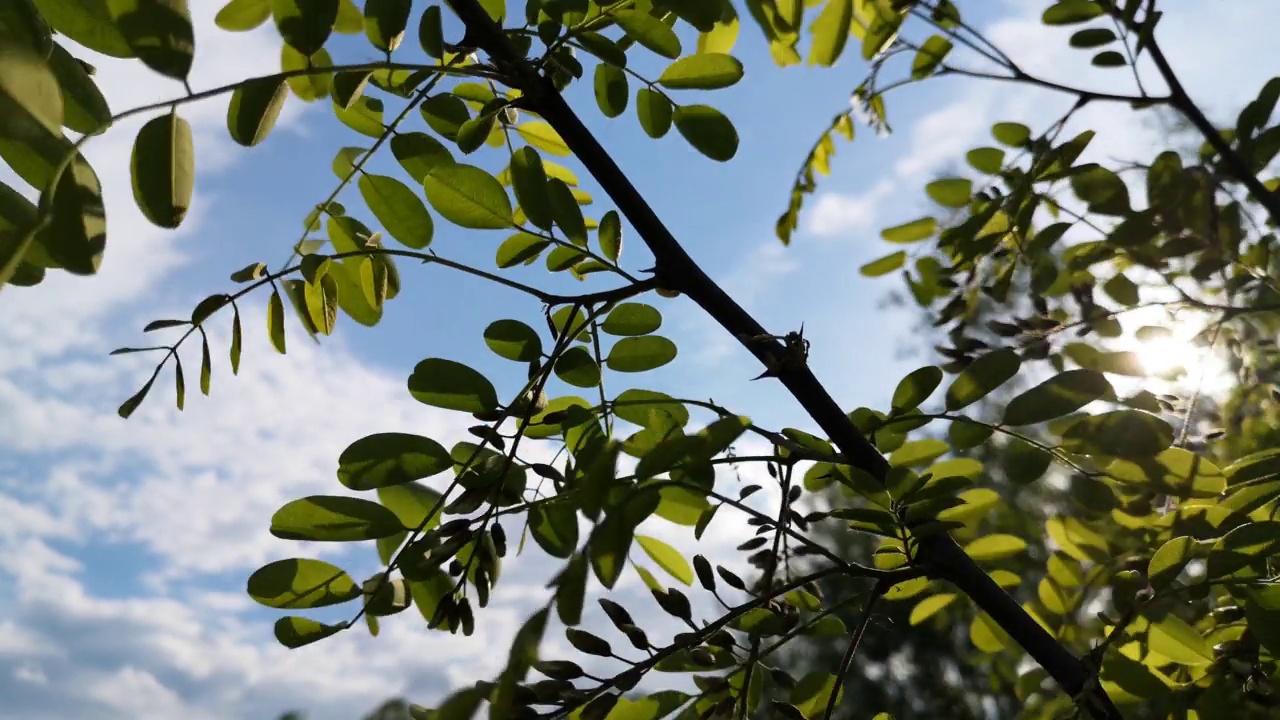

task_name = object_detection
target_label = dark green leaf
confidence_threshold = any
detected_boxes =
[483,319,542,362]
[338,432,453,490]
[274,616,343,648]
[601,302,662,336]
[945,348,1020,411]
[108,0,195,81]
[636,88,673,139]
[390,131,452,183]
[130,111,194,229]
[593,63,628,118]
[1060,410,1174,458]
[672,105,737,161]
[47,42,111,135]
[1002,370,1111,426]
[892,366,943,414]
[407,358,499,414]
[272,0,338,56]
[363,0,410,52]
[530,501,579,559]
[607,336,678,372]
[227,77,288,146]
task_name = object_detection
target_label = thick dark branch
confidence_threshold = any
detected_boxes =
[1145,38,1280,224]
[444,2,1121,717]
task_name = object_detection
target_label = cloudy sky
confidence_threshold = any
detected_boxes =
[1,1,1274,718]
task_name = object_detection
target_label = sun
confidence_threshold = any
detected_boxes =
[1129,327,1234,394]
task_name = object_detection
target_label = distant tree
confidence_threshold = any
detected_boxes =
[5,2,1280,720]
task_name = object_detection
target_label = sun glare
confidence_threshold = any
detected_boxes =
[1130,326,1234,394]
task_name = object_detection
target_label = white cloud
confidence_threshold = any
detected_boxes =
[804,178,895,238]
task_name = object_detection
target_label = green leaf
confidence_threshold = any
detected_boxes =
[911,35,952,78]
[791,672,841,718]
[530,501,578,559]
[859,250,905,277]
[303,271,338,334]
[991,122,1030,147]
[1002,370,1111,426]
[43,153,106,275]
[483,319,542,362]
[636,535,693,585]
[334,94,383,137]
[601,303,662,337]
[1148,536,1208,589]
[272,0,338,56]
[107,0,195,81]
[1042,2,1104,26]
[607,336,678,373]
[270,495,403,541]
[1146,615,1214,666]
[1107,448,1226,498]
[654,486,710,526]
[807,0,852,66]
[553,554,588,626]
[966,147,1004,174]
[495,233,549,268]
[31,0,133,57]
[593,63,628,118]
[331,70,370,110]
[247,558,361,609]
[555,347,602,388]
[673,105,738,162]
[925,178,972,208]
[274,616,344,649]
[216,0,270,31]
[419,3,445,56]
[376,483,442,538]
[47,42,112,135]
[891,366,942,414]
[1069,27,1116,48]
[421,93,468,140]
[1209,522,1280,581]
[636,88,673,139]
[548,178,586,246]
[0,44,62,138]
[424,164,513,230]
[881,216,937,243]
[1060,410,1174,459]
[508,146,553,230]
[658,53,744,89]
[1070,164,1130,215]
[130,111,194,229]
[359,174,433,248]
[614,10,681,58]
[338,432,453,490]
[267,289,286,353]
[515,121,570,156]
[227,77,288,146]
[489,608,550,720]
[612,388,689,428]
[598,210,622,261]
[964,534,1028,562]
[390,131,452,183]
[407,358,499,414]
[362,0,410,52]
[945,348,1021,411]
[281,45,333,102]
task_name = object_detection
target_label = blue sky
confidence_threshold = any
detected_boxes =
[0,2,1275,718]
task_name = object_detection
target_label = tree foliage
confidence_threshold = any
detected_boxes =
[3,1,1280,719]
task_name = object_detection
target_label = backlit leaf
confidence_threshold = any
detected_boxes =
[636,88,673,139]
[359,174,433,248]
[247,558,360,608]
[227,77,288,146]
[881,217,937,243]
[483,319,542,362]
[614,10,681,58]
[424,164,513,229]
[891,366,942,414]
[658,53,744,89]
[636,535,693,585]
[130,111,194,229]
[270,495,404,541]
[108,0,195,81]
[945,348,1020,411]
[1002,370,1110,426]
[601,303,662,336]
[272,0,338,56]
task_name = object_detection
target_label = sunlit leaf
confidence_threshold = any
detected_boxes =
[247,558,360,609]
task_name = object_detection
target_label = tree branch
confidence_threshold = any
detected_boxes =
[443,2,1121,717]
